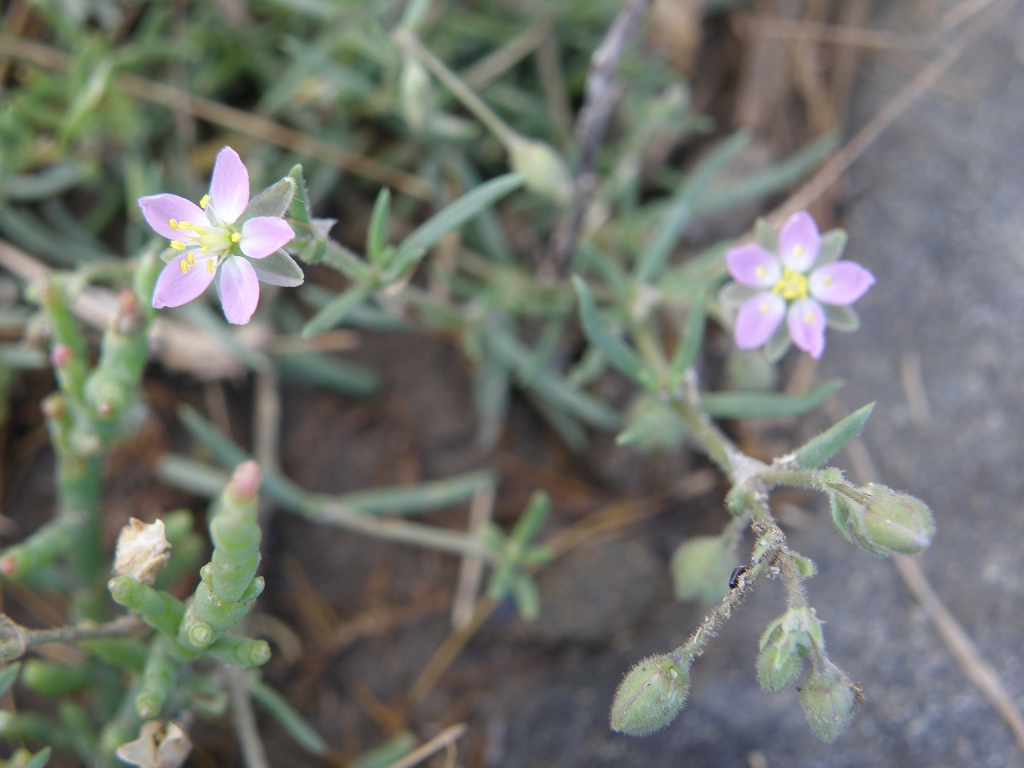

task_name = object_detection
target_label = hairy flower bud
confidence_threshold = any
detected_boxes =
[840,483,934,556]
[799,660,858,742]
[508,137,572,205]
[610,655,690,736]
[756,607,822,693]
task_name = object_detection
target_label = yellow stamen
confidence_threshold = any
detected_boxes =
[206,259,215,273]
[168,219,179,231]
[804,312,814,323]
[230,232,242,244]
[793,244,804,259]
[179,259,190,274]
[759,302,771,313]
[755,266,765,278]
[199,194,210,209]
[824,276,833,286]
[772,267,809,301]
[178,221,193,231]
[170,240,185,251]
[200,246,209,254]
[186,252,195,265]
[193,227,207,235]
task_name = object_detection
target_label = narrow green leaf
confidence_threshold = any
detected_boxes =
[635,131,750,282]
[572,276,651,387]
[0,663,21,698]
[668,290,707,389]
[700,379,844,419]
[275,351,379,397]
[301,286,368,337]
[389,173,524,278]
[250,677,328,756]
[512,574,541,621]
[511,491,550,545]
[366,188,391,265]
[325,470,497,516]
[487,327,621,430]
[24,747,53,768]
[794,403,874,469]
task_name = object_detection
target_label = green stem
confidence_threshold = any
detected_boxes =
[394,29,518,149]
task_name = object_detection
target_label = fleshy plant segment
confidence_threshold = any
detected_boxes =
[724,211,875,358]
[139,147,299,325]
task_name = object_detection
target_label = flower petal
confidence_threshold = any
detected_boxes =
[787,298,827,359]
[808,261,875,305]
[726,244,781,288]
[217,255,260,324]
[240,216,295,259]
[209,147,249,224]
[152,254,217,309]
[139,194,209,239]
[778,211,820,272]
[735,292,786,351]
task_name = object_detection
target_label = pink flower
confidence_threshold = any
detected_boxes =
[139,147,299,325]
[723,212,874,359]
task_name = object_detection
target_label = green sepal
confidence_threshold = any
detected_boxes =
[511,574,540,622]
[286,165,312,225]
[754,217,778,252]
[792,403,874,469]
[240,177,297,223]
[816,229,848,265]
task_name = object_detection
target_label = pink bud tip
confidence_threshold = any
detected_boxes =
[118,289,140,314]
[51,344,72,368]
[0,558,17,577]
[229,460,262,501]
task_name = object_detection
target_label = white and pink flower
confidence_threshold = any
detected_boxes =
[724,211,874,359]
[139,147,299,325]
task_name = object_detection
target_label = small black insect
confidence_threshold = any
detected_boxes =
[729,566,749,590]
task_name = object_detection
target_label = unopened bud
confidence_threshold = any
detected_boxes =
[799,660,858,742]
[116,720,192,768]
[227,461,262,502]
[670,535,732,603]
[508,137,572,205]
[400,58,434,134]
[610,655,690,736]
[114,518,171,586]
[50,344,72,368]
[41,393,65,421]
[115,289,145,335]
[756,607,821,693]
[840,483,934,556]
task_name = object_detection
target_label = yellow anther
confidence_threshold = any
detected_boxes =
[187,252,195,265]
[824,276,833,285]
[170,240,185,251]
[230,232,242,244]
[179,259,190,274]
[772,268,809,301]
[193,227,206,236]
[793,244,804,258]
[206,259,215,273]
[756,266,765,278]
[199,194,210,209]
[200,246,209,254]
[168,219,179,230]
[178,221,192,231]
[759,302,771,313]
[803,312,814,323]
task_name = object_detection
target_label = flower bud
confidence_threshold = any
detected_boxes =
[50,344,73,369]
[400,58,434,134]
[844,484,934,556]
[115,289,145,336]
[610,655,690,736]
[508,137,572,205]
[670,535,732,603]
[756,607,822,693]
[227,461,262,502]
[799,660,858,742]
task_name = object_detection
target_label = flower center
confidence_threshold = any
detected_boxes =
[167,217,241,259]
[772,268,808,301]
